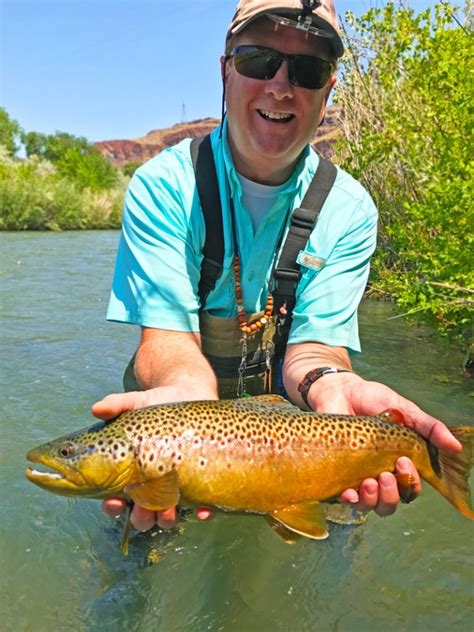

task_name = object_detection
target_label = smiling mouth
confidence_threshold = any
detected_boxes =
[257,109,294,123]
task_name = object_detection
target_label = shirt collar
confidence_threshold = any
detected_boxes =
[215,118,316,203]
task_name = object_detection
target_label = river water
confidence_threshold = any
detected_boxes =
[1,231,472,632]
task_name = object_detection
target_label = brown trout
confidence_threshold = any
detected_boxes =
[26,395,474,551]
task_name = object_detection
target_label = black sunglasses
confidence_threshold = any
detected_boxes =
[227,45,334,90]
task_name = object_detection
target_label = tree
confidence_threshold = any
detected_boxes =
[21,131,48,157]
[0,108,22,156]
[56,146,119,191]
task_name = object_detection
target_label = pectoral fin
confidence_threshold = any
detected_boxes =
[271,501,328,540]
[120,502,133,556]
[124,470,180,511]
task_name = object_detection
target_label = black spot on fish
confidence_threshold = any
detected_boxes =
[427,439,442,477]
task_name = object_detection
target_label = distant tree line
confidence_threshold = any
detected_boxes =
[0,108,141,230]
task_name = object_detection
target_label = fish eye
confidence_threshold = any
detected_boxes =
[57,442,75,458]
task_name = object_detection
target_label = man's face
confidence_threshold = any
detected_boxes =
[222,18,336,185]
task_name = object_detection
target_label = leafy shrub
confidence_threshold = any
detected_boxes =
[334,1,473,348]
[55,147,119,192]
[0,147,124,230]
[121,160,143,178]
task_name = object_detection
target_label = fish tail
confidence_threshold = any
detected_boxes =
[424,426,474,520]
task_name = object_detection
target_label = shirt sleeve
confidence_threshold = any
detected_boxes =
[106,144,205,331]
[288,188,378,353]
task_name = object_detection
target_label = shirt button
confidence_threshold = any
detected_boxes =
[247,271,255,281]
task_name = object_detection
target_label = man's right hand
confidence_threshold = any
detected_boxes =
[91,389,215,531]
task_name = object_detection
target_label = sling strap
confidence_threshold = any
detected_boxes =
[190,135,224,307]
[272,157,337,315]
[190,135,337,312]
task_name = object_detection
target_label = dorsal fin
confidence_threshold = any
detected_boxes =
[250,395,295,408]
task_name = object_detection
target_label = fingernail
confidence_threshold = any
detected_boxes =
[198,508,213,520]
[365,481,377,494]
[380,473,393,488]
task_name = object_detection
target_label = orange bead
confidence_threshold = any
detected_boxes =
[233,256,274,335]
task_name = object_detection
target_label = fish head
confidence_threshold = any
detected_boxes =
[25,419,135,499]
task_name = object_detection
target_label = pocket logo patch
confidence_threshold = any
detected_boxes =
[297,250,326,270]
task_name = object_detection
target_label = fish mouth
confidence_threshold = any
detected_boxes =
[25,450,86,493]
[25,466,66,482]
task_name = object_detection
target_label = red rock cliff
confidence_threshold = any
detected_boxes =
[95,105,341,166]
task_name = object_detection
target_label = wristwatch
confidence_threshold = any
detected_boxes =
[298,367,352,408]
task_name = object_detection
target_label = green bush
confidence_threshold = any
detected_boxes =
[21,130,119,192]
[334,1,473,347]
[121,160,143,178]
[0,147,124,230]
[55,147,119,192]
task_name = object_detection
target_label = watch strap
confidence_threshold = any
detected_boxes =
[297,367,352,408]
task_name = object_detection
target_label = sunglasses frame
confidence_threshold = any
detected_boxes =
[227,45,335,90]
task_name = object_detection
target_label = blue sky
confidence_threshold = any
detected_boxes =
[1,0,444,142]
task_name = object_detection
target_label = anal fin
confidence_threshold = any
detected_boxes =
[271,501,328,540]
[264,515,302,544]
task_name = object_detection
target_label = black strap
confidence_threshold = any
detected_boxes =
[191,136,337,314]
[190,135,224,307]
[272,157,337,315]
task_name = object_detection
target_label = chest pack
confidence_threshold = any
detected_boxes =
[190,135,337,318]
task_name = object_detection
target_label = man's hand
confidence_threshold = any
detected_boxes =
[308,372,462,515]
[92,388,215,530]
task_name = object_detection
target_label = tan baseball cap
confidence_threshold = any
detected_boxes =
[227,0,344,58]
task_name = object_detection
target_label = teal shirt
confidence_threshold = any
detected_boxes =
[107,121,378,353]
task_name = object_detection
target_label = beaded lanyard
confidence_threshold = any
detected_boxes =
[230,199,288,397]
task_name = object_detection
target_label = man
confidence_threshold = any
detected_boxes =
[93,0,461,532]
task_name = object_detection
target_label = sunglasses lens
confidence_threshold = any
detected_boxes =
[233,49,281,81]
[291,56,333,89]
[230,47,333,90]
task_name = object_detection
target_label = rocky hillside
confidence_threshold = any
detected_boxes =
[95,105,341,166]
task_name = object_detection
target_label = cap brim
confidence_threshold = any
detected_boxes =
[229,8,344,58]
